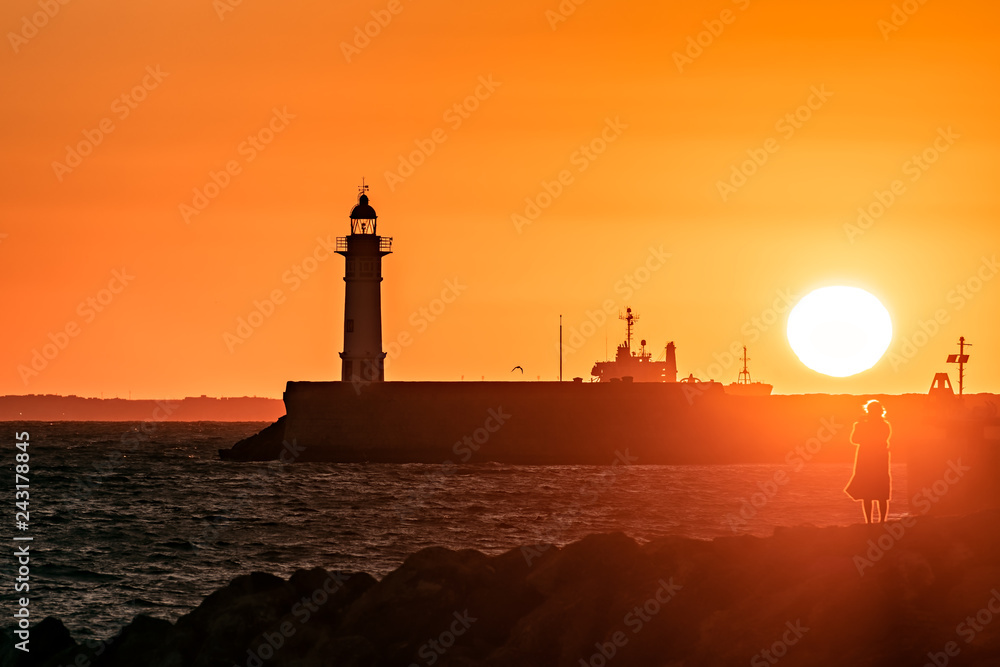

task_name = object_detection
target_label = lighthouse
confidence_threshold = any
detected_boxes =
[337,184,392,383]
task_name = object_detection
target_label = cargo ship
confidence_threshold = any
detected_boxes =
[590,308,677,383]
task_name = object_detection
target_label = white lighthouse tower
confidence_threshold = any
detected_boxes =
[337,183,392,383]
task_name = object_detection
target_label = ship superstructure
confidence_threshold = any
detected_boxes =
[590,308,677,382]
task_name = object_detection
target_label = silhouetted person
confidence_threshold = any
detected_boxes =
[845,400,892,523]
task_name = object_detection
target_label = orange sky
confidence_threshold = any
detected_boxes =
[2,0,998,398]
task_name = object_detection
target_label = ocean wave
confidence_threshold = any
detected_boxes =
[35,564,122,583]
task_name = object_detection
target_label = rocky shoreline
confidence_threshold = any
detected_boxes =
[5,510,1000,666]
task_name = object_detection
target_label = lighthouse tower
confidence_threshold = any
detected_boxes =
[337,184,392,383]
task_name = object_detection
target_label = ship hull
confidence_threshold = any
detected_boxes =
[724,382,774,396]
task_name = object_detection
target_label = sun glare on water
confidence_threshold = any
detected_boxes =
[786,286,893,378]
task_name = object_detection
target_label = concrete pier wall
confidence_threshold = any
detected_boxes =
[221,382,1000,515]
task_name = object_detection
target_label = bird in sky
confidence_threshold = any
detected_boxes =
[511,366,524,374]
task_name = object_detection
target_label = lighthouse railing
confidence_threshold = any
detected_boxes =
[334,236,392,252]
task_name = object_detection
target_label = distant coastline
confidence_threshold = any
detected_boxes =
[0,394,284,422]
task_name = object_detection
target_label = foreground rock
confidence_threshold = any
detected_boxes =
[6,510,1000,666]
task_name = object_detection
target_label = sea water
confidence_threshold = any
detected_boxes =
[0,422,908,638]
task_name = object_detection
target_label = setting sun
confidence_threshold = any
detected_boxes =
[786,286,893,377]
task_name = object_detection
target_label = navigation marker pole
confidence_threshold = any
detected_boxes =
[946,336,972,397]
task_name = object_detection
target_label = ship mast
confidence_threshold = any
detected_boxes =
[620,308,638,353]
[737,345,752,385]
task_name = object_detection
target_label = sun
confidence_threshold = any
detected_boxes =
[786,286,893,377]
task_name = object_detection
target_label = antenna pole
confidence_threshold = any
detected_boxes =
[619,308,638,353]
[959,336,967,396]
[559,315,563,382]
[946,337,972,397]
